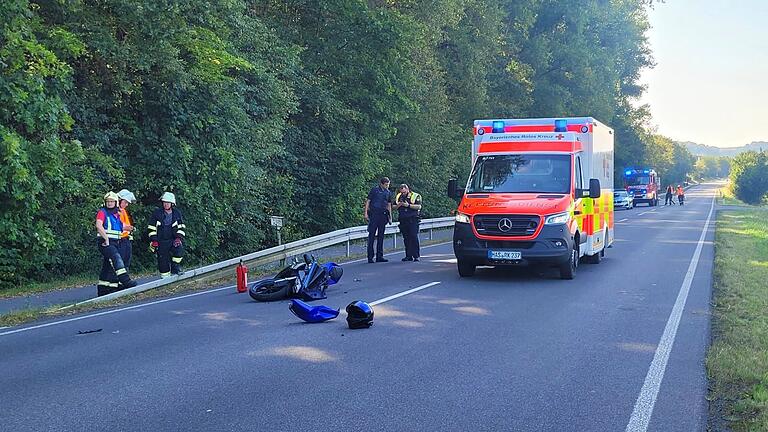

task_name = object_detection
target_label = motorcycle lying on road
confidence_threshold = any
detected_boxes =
[248,254,343,302]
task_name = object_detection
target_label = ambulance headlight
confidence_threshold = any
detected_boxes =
[455,212,471,224]
[545,212,570,225]
[492,121,505,133]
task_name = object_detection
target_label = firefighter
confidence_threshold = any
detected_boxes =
[364,177,392,263]
[677,185,685,205]
[117,189,137,270]
[95,192,137,296]
[394,184,422,262]
[148,192,186,277]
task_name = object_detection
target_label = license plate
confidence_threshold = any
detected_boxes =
[488,250,522,260]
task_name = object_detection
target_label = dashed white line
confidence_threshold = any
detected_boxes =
[625,195,715,431]
[370,282,441,306]
[618,218,628,223]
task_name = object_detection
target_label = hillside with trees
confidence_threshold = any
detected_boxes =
[1,0,690,289]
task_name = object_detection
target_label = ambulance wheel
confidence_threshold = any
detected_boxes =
[559,243,578,280]
[457,260,476,277]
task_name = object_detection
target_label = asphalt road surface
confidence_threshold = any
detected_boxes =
[0,183,717,432]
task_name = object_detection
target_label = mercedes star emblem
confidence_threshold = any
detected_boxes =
[498,218,513,232]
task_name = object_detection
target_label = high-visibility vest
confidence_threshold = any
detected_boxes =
[395,192,421,218]
[98,208,123,239]
[119,208,134,240]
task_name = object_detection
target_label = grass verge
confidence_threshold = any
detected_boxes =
[718,185,747,206]
[708,210,768,431]
[0,234,453,328]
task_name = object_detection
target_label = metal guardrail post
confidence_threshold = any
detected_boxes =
[429,228,433,240]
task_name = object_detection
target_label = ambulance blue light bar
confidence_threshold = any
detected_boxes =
[554,119,567,132]
[625,170,632,176]
[492,121,505,133]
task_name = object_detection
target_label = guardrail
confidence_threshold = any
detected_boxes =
[75,216,456,306]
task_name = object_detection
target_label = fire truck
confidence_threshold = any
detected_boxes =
[623,168,660,206]
[448,117,614,279]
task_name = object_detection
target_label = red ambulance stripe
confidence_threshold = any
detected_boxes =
[585,215,595,235]
[478,141,582,153]
[474,124,592,134]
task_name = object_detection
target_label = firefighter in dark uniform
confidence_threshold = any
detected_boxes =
[394,184,423,262]
[95,192,137,296]
[364,177,392,263]
[148,192,186,277]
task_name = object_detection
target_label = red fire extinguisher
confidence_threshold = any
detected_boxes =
[236,259,248,293]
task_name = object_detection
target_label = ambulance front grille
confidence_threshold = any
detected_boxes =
[473,215,540,237]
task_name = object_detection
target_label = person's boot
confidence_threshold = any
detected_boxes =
[171,264,184,275]
[116,271,137,289]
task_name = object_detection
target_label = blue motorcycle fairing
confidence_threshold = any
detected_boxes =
[288,299,340,323]
[323,262,343,285]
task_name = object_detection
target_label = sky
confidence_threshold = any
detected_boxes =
[638,0,768,148]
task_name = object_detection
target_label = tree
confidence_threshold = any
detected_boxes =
[730,151,768,205]
[0,0,116,288]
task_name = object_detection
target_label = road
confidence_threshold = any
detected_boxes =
[0,183,717,431]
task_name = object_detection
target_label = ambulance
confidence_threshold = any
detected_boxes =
[447,117,614,279]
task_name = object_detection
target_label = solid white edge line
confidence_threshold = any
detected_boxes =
[0,285,235,337]
[1,241,455,336]
[625,194,715,432]
[370,282,441,306]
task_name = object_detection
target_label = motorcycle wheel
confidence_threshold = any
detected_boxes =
[249,279,294,302]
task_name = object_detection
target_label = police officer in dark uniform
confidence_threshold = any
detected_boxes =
[394,184,422,261]
[364,177,392,263]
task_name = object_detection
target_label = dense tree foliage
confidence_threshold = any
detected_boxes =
[692,155,730,180]
[730,151,768,205]
[2,0,676,289]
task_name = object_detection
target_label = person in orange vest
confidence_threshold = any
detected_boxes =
[95,192,137,296]
[676,185,685,205]
[117,189,137,271]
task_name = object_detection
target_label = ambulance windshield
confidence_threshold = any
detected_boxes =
[467,154,571,194]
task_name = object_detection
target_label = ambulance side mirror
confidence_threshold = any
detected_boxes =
[447,179,464,201]
[589,178,601,199]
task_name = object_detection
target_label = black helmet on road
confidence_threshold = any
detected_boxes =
[346,301,374,329]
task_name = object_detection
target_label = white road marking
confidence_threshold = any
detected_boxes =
[625,194,715,432]
[370,282,441,306]
[618,218,628,223]
[0,285,236,337]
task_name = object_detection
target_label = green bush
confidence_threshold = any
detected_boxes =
[730,151,768,205]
